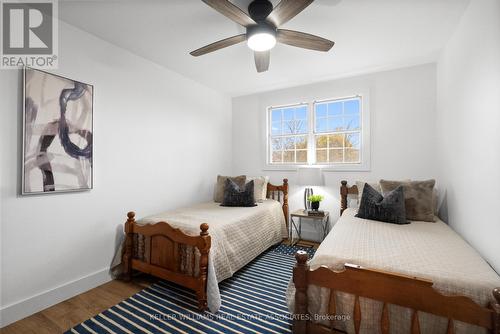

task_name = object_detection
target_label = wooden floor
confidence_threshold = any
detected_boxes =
[2,240,319,333]
[1,276,157,334]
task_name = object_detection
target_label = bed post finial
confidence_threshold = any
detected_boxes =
[200,223,209,236]
[294,250,309,334]
[341,180,349,215]
[492,288,500,334]
[123,211,136,281]
[127,211,135,221]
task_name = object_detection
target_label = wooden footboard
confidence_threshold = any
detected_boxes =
[122,212,211,310]
[293,251,500,334]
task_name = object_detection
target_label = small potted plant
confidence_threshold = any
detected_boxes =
[308,194,324,211]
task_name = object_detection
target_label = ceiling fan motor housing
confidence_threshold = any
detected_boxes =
[248,0,274,23]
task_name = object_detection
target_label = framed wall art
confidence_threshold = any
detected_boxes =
[23,67,93,194]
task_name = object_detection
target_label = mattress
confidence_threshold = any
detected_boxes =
[286,208,500,333]
[136,199,287,313]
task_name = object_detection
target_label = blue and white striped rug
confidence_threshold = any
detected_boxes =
[65,244,315,334]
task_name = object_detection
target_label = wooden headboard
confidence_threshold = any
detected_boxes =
[267,178,289,226]
[340,180,358,215]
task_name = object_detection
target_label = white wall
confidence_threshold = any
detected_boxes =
[0,21,232,326]
[436,0,500,273]
[232,64,438,240]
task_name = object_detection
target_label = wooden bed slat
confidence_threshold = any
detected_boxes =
[447,319,455,334]
[381,302,389,334]
[353,295,361,334]
[191,246,196,276]
[411,310,421,334]
[173,242,179,272]
[138,235,145,260]
[328,291,336,329]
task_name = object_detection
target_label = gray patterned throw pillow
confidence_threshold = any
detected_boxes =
[356,183,409,225]
[221,179,257,207]
[380,179,435,222]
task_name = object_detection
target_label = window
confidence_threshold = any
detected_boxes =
[269,104,308,164]
[267,95,368,169]
[314,97,361,164]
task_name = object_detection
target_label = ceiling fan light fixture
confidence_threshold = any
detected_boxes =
[246,23,277,52]
[247,32,276,51]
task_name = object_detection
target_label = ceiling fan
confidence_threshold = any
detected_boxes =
[190,0,335,73]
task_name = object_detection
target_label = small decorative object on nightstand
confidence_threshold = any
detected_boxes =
[289,209,330,245]
[308,194,324,211]
[297,167,324,211]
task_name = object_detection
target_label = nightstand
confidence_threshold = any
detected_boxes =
[289,210,330,245]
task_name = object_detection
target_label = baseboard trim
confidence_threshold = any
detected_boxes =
[0,267,111,328]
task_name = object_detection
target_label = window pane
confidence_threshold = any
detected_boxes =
[271,138,282,151]
[344,115,360,130]
[328,102,342,116]
[271,109,282,122]
[316,118,328,133]
[345,148,360,162]
[283,108,294,121]
[345,133,360,148]
[296,150,307,163]
[296,136,307,149]
[284,150,294,163]
[295,106,307,120]
[283,137,295,150]
[344,99,360,114]
[316,149,327,163]
[272,151,283,163]
[296,120,308,134]
[316,135,327,148]
[283,120,294,134]
[271,121,282,135]
[328,117,343,131]
[328,134,344,148]
[329,149,343,163]
[315,103,327,118]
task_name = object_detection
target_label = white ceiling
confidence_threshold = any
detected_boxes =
[59,0,469,96]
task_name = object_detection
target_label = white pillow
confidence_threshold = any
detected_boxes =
[247,176,269,203]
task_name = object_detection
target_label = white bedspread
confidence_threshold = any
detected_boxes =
[136,199,287,313]
[287,208,500,333]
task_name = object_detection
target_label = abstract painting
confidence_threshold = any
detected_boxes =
[23,68,93,194]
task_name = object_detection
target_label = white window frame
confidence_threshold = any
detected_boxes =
[265,92,370,172]
[267,102,309,165]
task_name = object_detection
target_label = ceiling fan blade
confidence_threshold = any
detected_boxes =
[254,51,270,73]
[267,0,314,27]
[277,29,334,52]
[190,34,246,57]
[202,0,255,27]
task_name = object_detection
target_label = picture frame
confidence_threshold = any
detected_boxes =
[22,67,94,195]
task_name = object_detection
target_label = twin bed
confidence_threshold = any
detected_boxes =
[122,179,289,312]
[290,181,500,334]
[121,178,500,334]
